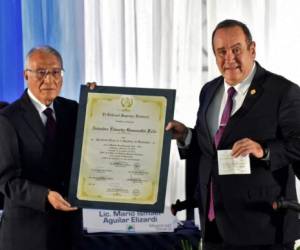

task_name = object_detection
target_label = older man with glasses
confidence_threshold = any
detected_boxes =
[0,46,90,250]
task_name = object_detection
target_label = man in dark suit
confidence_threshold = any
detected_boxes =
[167,19,300,249]
[0,101,8,210]
[0,102,8,109]
[0,46,83,250]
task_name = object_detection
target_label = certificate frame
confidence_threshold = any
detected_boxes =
[69,85,176,212]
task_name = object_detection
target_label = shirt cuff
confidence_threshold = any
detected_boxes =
[177,128,192,148]
[261,147,270,161]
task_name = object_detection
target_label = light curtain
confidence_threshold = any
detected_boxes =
[84,0,204,211]
[21,0,85,100]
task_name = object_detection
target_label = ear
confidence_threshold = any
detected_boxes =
[24,70,29,81]
[250,41,256,58]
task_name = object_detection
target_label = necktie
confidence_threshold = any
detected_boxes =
[208,86,236,221]
[214,87,236,148]
[43,107,56,141]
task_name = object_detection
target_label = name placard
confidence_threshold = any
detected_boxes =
[83,208,177,233]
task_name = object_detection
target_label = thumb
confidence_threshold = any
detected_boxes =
[165,121,174,131]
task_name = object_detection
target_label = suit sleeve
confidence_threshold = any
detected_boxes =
[268,83,300,171]
[0,115,49,212]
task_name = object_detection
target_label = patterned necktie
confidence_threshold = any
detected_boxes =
[43,107,56,141]
[208,86,236,221]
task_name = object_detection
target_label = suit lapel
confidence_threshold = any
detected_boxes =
[19,92,45,144]
[202,78,223,151]
[53,98,65,134]
[219,63,267,145]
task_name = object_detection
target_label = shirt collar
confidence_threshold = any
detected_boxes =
[27,89,54,113]
[224,63,257,95]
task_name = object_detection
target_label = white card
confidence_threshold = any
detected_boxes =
[217,150,251,175]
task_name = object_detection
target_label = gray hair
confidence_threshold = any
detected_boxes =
[25,45,63,69]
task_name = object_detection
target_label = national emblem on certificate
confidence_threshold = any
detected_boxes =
[69,86,175,212]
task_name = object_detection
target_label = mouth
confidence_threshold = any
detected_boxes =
[224,65,240,71]
[41,88,56,91]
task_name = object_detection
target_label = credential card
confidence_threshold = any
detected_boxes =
[217,150,251,175]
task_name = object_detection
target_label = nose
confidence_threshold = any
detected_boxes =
[43,73,51,81]
[45,71,54,79]
[42,72,55,85]
[225,50,235,62]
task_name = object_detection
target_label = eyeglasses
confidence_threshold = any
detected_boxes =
[26,68,64,80]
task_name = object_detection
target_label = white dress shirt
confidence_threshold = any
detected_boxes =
[27,89,56,125]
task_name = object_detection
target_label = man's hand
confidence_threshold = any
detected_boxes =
[47,190,78,212]
[231,138,264,158]
[165,120,188,144]
[86,82,97,90]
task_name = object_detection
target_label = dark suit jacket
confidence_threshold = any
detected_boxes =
[0,102,8,109]
[181,63,300,245]
[0,101,8,210]
[0,91,81,250]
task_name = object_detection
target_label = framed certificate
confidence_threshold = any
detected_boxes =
[69,86,176,212]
